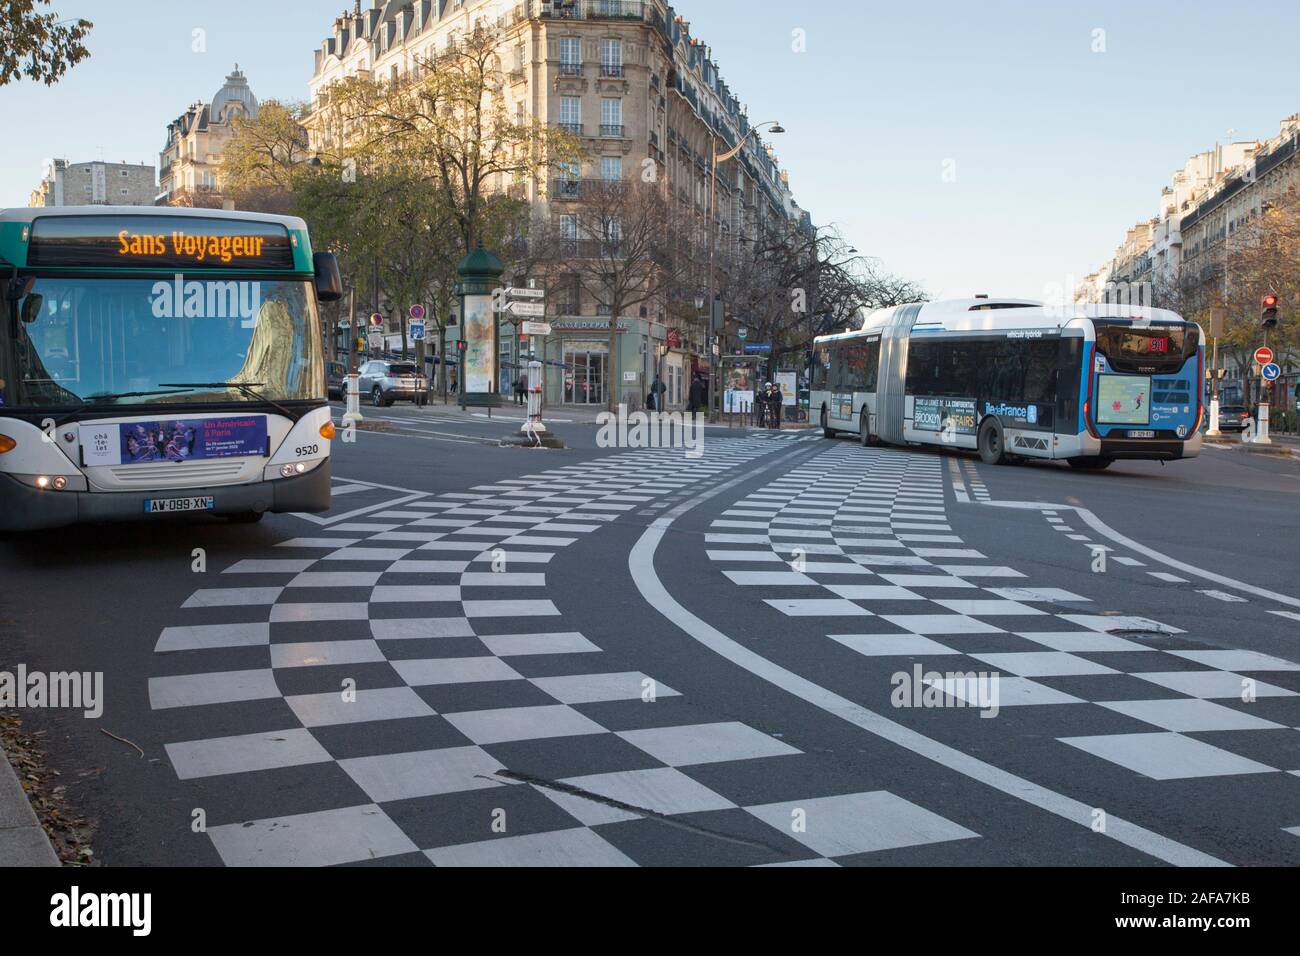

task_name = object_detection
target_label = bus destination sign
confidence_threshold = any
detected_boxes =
[27,215,295,270]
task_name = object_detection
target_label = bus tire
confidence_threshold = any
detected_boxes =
[859,411,873,447]
[977,418,1009,465]
[1068,456,1114,471]
[821,409,835,439]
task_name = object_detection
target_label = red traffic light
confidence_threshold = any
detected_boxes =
[1262,294,1279,309]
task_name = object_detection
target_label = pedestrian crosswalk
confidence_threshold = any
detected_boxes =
[152,435,983,867]
[704,444,1300,797]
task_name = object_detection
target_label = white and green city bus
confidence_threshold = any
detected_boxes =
[0,206,343,531]
[813,298,1205,469]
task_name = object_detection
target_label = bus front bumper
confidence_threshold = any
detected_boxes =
[0,460,331,532]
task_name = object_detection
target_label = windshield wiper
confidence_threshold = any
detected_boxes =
[85,388,197,402]
[158,382,299,421]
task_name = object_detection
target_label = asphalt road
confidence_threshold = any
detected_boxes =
[3,408,1298,867]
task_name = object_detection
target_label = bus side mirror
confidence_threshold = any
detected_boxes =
[20,293,43,324]
[313,252,343,303]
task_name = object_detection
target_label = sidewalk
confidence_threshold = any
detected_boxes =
[0,741,59,866]
[1205,430,1300,456]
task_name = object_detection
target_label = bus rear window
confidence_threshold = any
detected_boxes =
[1094,323,1198,371]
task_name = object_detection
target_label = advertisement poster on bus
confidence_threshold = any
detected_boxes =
[462,294,495,394]
[914,397,977,435]
[80,416,268,466]
[1096,375,1150,425]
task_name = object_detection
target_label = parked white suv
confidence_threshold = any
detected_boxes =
[358,360,428,407]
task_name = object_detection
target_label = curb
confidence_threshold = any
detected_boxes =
[0,742,59,866]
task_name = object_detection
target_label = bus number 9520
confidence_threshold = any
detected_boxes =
[294,444,320,457]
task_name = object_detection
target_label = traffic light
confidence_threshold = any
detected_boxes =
[1261,294,1279,329]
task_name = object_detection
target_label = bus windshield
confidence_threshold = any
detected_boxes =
[0,275,324,409]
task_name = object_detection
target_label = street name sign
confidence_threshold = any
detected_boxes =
[507,301,546,318]
[504,287,546,300]
[522,321,552,336]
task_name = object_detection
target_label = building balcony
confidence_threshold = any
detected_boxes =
[551,178,628,200]
[535,0,650,22]
[558,122,584,136]
[600,124,626,138]
[599,64,625,78]
[558,62,583,77]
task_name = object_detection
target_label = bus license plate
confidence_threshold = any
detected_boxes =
[144,496,215,514]
[1127,430,1155,439]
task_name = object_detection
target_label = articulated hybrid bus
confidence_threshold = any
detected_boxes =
[0,206,343,531]
[813,298,1204,469]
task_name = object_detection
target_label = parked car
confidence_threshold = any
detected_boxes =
[1217,405,1249,432]
[326,361,348,400]
[357,360,428,407]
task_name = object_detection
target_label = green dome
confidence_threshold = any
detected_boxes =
[457,245,504,279]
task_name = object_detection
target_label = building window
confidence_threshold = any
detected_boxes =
[559,215,578,240]
[516,102,526,126]
[559,97,582,134]
[600,39,623,77]
[600,98,623,137]
[559,37,581,75]
[601,157,622,181]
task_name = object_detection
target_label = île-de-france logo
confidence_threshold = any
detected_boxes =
[150,274,261,328]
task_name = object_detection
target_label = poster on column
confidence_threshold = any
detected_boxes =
[463,293,495,394]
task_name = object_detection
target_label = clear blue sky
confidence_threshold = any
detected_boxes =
[2,0,1297,299]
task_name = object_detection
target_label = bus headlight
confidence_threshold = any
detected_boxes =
[11,473,85,491]
[279,462,310,478]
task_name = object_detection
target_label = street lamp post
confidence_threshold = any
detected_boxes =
[706,120,784,422]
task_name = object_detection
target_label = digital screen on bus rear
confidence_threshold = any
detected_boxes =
[26,215,295,270]
[1097,375,1151,425]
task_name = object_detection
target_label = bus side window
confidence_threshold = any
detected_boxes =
[812,347,828,391]
[829,344,844,392]
[864,341,880,391]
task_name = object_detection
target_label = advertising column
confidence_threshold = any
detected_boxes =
[454,246,505,403]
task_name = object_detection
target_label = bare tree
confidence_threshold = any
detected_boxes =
[527,179,692,410]
[323,22,580,254]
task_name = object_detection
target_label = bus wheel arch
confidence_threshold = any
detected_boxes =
[977,416,1010,465]
[859,408,878,447]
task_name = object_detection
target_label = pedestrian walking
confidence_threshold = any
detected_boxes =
[650,375,667,413]
[688,374,704,413]
[514,375,528,406]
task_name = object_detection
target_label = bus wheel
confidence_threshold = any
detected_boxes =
[859,412,872,447]
[1068,456,1114,471]
[228,511,265,524]
[978,419,1009,465]
[821,409,835,439]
